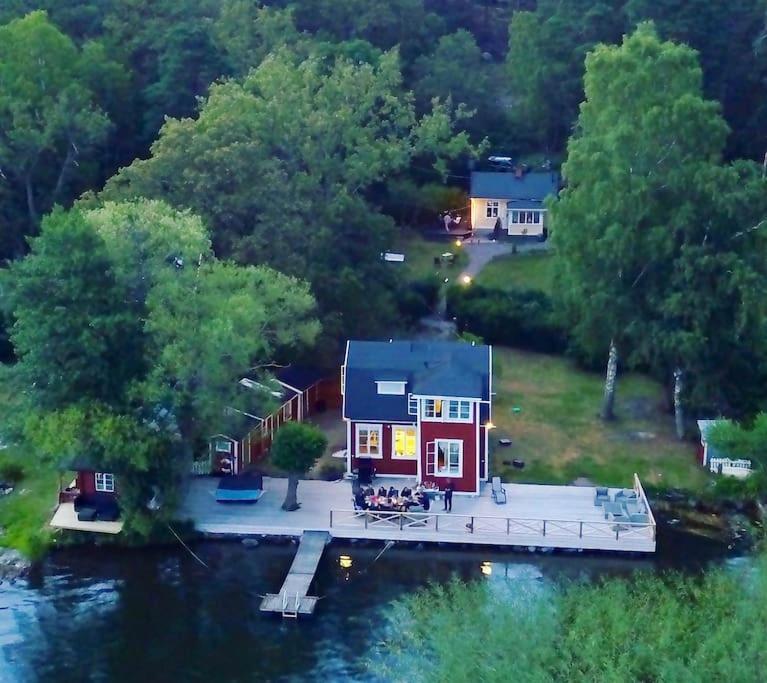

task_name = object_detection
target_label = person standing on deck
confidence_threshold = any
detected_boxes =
[443,482,454,512]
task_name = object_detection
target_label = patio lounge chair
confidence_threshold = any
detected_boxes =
[491,477,507,504]
[594,487,610,506]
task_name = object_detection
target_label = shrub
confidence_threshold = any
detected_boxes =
[0,461,24,484]
[447,284,567,354]
[398,274,442,323]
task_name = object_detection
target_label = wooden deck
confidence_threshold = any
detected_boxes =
[50,502,124,534]
[260,530,329,617]
[180,476,656,553]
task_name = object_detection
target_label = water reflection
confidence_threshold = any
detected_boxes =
[0,529,734,683]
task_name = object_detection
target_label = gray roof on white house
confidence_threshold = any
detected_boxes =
[470,171,559,206]
[343,340,491,422]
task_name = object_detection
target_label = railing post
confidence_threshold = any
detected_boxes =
[470,516,474,533]
[365,513,368,529]
[542,520,546,537]
[329,510,333,528]
[616,525,620,540]
[399,514,404,530]
[579,521,583,538]
[435,515,439,532]
[506,518,510,535]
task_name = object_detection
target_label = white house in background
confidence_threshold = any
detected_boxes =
[469,170,558,236]
[697,419,753,478]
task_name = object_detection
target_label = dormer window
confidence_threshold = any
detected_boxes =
[376,380,406,395]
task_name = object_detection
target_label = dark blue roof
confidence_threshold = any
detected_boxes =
[275,365,325,392]
[470,171,558,203]
[343,341,491,422]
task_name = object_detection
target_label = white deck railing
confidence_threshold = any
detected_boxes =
[328,508,656,543]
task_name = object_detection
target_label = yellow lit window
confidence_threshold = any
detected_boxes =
[393,427,417,459]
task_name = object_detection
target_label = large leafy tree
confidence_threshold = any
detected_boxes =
[104,49,475,342]
[4,200,319,530]
[506,1,625,152]
[0,11,112,257]
[550,23,728,419]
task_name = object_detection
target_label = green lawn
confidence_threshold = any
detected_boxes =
[0,444,60,558]
[476,252,555,293]
[395,232,468,282]
[491,347,709,492]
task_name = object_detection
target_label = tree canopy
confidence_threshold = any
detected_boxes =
[4,200,319,530]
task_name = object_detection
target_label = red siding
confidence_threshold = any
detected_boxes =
[76,471,119,498]
[350,421,418,476]
[420,420,478,493]
[77,471,96,494]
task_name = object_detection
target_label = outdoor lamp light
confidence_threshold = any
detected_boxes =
[461,275,472,285]
[339,555,353,569]
[485,421,495,430]
[455,239,462,247]
[480,561,492,576]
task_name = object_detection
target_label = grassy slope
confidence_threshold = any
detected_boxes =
[476,252,555,292]
[491,347,708,492]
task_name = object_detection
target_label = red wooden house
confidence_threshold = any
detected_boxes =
[209,366,341,475]
[342,340,492,494]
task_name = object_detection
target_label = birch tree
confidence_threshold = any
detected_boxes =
[550,23,728,420]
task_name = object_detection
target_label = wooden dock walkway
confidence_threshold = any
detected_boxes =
[260,530,329,617]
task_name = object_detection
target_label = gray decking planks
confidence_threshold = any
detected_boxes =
[260,530,329,617]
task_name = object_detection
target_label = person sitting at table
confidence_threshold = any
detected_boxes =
[388,486,397,498]
[416,491,430,511]
[415,483,424,494]
[377,485,387,497]
[365,486,375,496]
[401,486,412,498]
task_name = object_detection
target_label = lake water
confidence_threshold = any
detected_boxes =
[0,522,733,683]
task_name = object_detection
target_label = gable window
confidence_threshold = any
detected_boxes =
[95,472,115,493]
[376,381,406,395]
[215,440,232,453]
[392,426,417,459]
[356,423,382,458]
[486,201,499,218]
[423,399,444,419]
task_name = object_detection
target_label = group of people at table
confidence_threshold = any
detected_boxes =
[353,484,433,513]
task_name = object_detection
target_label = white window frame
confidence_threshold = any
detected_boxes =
[356,423,383,459]
[422,398,473,423]
[392,426,417,460]
[215,439,233,453]
[486,200,499,218]
[407,394,418,415]
[95,472,115,493]
[376,381,406,395]
[510,209,519,224]
[435,439,463,477]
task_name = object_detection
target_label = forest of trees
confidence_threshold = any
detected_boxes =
[3,1,767,528]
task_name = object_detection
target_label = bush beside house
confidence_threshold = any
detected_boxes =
[448,284,567,354]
